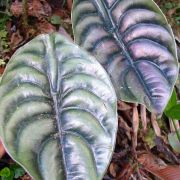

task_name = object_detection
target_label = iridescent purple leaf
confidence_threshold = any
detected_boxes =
[72,0,179,115]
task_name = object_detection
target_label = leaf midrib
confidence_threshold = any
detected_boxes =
[43,35,68,179]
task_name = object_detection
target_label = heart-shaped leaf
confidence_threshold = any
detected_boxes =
[0,33,117,180]
[72,0,179,115]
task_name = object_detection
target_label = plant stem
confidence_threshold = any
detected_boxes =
[172,119,180,142]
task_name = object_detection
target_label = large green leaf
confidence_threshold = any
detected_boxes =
[165,104,180,120]
[165,89,177,112]
[72,0,179,115]
[0,33,117,180]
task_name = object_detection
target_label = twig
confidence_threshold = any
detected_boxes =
[132,105,139,149]
[171,119,180,142]
[140,105,147,132]
[136,167,143,180]
[118,100,132,111]
[169,118,180,132]
[151,113,161,137]
[119,116,132,140]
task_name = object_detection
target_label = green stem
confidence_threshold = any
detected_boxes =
[172,119,180,142]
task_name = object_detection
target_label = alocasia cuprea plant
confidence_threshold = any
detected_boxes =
[0,0,179,179]
[72,0,179,115]
[0,33,117,180]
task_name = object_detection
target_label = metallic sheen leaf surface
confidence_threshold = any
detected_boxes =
[0,33,117,180]
[72,0,179,115]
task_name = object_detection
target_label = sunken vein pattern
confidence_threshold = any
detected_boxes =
[72,0,179,114]
[0,33,117,180]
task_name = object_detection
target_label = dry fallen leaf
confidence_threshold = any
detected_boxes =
[118,101,132,111]
[167,7,177,17]
[10,0,51,18]
[138,153,180,180]
[10,30,23,50]
[132,105,139,148]
[118,116,132,140]
[0,67,5,74]
[0,139,5,159]
[67,0,73,11]
[21,174,32,180]
[151,113,161,136]
[109,162,118,178]
[140,105,147,132]
[10,0,22,17]
[37,20,56,33]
